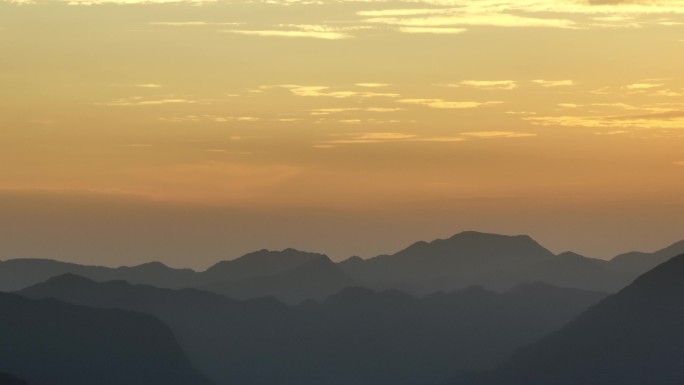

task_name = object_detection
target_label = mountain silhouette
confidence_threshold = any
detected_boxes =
[201,248,324,282]
[451,252,684,385]
[199,250,353,303]
[1,249,350,303]
[201,255,353,303]
[6,232,682,299]
[0,258,194,292]
[0,291,211,385]
[20,274,606,385]
[609,238,684,274]
[341,231,633,293]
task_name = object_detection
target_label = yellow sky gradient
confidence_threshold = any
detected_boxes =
[2,0,684,267]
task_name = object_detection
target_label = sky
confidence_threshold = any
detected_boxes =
[2,0,684,268]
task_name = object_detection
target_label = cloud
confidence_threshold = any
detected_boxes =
[355,83,390,88]
[338,119,362,124]
[104,97,201,106]
[135,83,162,88]
[357,9,448,17]
[533,79,575,87]
[366,107,403,112]
[221,24,368,40]
[625,82,664,90]
[526,110,684,129]
[461,131,537,138]
[224,29,350,40]
[416,136,467,142]
[149,22,209,26]
[263,85,399,98]
[19,0,215,4]
[674,161,684,166]
[309,108,361,115]
[458,80,518,90]
[362,13,576,29]
[326,132,418,144]
[317,130,535,146]
[398,27,467,34]
[398,98,502,109]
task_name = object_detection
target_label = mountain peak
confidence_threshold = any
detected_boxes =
[42,272,96,286]
[396,231,553,262]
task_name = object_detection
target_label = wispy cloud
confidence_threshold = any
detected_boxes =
[533,79,575,87]
[135,83,162,88]
[625,82,664,90]
[150,22,210,26]
[398,98,502,109]
[317,130,535,147]
[457,80,518,90]
[355,83,390,88]
[104,97,201,106]
[527,110,684,129]
[362,13,576,29]
[221,24,365,40]
[461,131,537,138]
[262,84,399,98]
[398,27,467,34]
[326,132,418,144]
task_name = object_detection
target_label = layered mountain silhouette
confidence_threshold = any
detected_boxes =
[20,274,606,385]
[198,249,353,302]
[0,291,210,385]
[609,238,684,274]
[340,231,632,293]
[450,252,684,385]
[0,258,194,292]
[4,231,684,300]
[1,249,350,303]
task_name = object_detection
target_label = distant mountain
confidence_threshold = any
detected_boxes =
[0,291,210,385]
[1,249,351,303]
[452,253,684,385]
[7,232,684,299]
[201,253,353,303]
[0,258,194,292]
[0,372,27,385]
[609,238,684,274]
[340,231,633,293]
[20,275,606,385]
[201,248,324,282]
[340,231,554,292]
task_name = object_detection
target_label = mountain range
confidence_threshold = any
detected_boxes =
[19,275,606,385]
[3,231,683,301]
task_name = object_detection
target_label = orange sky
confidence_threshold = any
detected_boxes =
[2,0,684,268]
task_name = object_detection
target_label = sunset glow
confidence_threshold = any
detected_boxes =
[2,0,684,266]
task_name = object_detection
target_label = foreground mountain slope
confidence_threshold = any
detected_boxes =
[452,253,684,385]
[0,372,27,385]
[0,291,211,385]
[20,275,606,385]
